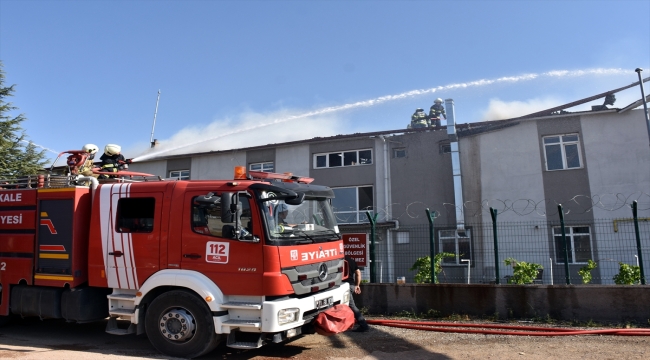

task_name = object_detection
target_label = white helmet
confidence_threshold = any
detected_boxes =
[104,144,121,156]
[434,98,443,104]
[82,143,98,154]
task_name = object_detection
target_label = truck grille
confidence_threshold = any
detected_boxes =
[281,259,344,295]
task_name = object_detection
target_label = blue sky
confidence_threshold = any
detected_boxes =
[1,0,649,164]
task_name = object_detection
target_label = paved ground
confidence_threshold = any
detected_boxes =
[0,317,648,359]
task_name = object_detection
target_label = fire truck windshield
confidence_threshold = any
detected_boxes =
[262,198,340,244]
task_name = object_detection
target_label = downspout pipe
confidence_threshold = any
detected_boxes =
[445,99,465,232]
[378,135,393,283]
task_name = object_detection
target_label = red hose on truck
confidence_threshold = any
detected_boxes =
[366,319,650,336]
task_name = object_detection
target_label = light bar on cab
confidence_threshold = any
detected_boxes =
[248,170,314,184]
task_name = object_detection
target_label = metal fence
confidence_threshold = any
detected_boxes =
[345,211,650,285]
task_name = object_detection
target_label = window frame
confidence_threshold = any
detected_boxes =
[249,162,274,173]
[169,170,190,180]
[543,133,583,171]
[438,229,472,265]
[553,225,593,265]
[331,185,373,224]
[313,149,373,169]
[393,148,407,158]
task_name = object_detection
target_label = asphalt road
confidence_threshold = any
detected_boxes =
[0,317,648,359]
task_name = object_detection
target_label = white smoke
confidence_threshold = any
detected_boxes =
[480,97,562,121]
[133,110,346,160]
[133,68,628,161]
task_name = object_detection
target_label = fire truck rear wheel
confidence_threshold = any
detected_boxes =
[145,290,220,358]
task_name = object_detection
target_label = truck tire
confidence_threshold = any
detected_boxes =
[145,290,220,358]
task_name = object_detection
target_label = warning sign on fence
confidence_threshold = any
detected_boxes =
[342,233,367,267]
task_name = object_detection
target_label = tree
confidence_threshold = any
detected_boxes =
[0,61,47,178]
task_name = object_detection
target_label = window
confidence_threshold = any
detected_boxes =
[543,134,582,171]
[314,149,372,168]
[331,186,373,224]
[439,229,471,264]
[169,170,190,180]
[250,162,274,173]
[191,194,252,238]
[116,198,155,233]
[393,148,406,158]
[396,231,409,244]
[440,143,451,154]
[553,226,592,264]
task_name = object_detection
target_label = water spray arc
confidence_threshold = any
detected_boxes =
[133,68,627,162]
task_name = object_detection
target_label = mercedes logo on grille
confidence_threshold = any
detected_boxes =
[318,263,329,282]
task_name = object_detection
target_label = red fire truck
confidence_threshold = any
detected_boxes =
[0,165,350,358]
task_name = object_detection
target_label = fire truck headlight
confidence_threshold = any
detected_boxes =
[278,308,300,325]
[343,289,350,304]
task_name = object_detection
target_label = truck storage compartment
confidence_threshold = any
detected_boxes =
[61,287,111,322]
[10,285,63,319]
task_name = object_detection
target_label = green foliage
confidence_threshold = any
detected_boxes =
[392,308,441,319]
[613,262,641,285]
[409,252,456,284]
[504,257,543,284]
[0,61,47,178]
[578,259,597,284]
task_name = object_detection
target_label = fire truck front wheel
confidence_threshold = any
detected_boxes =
[145,290,220,358]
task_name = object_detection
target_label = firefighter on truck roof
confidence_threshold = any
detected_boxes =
[79,143,99,177]
[99,144,132,178]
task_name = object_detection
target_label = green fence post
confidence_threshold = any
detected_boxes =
[558,204,571,285]
[426,208,436,284]
[632,200,646,285]
[365,211,378,283]
[490,207,500,284]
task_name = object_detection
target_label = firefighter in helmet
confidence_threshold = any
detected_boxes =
[79,143,99,177]
[409,108,428,129]
[99,144,132,178]
[429,98,446,127]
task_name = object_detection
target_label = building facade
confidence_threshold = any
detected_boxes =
[130,108,650,285]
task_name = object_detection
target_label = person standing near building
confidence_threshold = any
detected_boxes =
[409,108,428,128]
[345,256,369,332]
[429,98,447,127]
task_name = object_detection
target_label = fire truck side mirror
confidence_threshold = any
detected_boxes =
[220,192,233,223]
[220,192,241,223]
[285,192,305,205]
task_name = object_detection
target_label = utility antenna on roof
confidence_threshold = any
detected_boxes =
[150,89,161,148]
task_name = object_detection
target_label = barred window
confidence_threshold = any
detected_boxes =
[439,229,472,265]
[553,226,592,264]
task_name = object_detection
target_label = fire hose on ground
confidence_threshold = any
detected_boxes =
[366,319,650,336]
